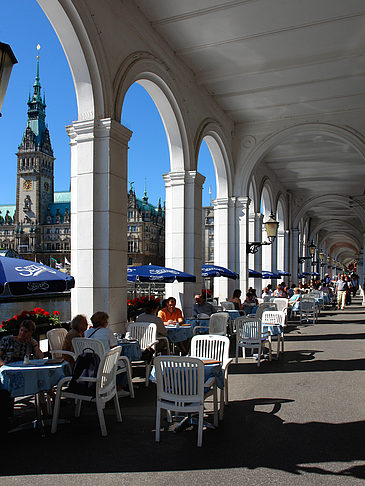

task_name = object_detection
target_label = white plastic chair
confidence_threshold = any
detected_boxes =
[154,356,218,447]
[254,302,278,320]
[127,322,158,386]
[51,346,122,436]
[235,317,272,367]
[221,301,235,311]
[190,335,232,417]
[47,328,75,361]
[193,312,229,336]
[300,298,317,324]
[261,310,285,357]
[72,337,135,398]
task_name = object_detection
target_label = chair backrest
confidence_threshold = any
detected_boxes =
[47,328,67,356]
[272,298,289,312]
[72,337,105,358]
[209,312,229,335]
[236,318,262,341]
[96,346,121,400]
[154,356,204,403]
[221,301,235,310]
[255,302,277,320]
[127,322,157,350]
[197,313,210,319]
[190,335,230,363]
[261,310,286,326]
[300,299,316,312]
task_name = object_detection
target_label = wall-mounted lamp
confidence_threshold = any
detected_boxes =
[298,241,316,264]
[246,212,279,254]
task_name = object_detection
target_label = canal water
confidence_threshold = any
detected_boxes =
[0,293,71,323]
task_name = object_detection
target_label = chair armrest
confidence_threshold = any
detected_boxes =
[193,326,207,335]
[76,377,97,383]
[118,356,131,366]
[222,358,233,370]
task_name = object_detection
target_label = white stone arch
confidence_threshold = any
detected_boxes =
[38,1,104,119]
[194,120,233,199]
[114,52,190,172]
[248,177,258,285]
[310,219,362,249]
[236,123,365,195]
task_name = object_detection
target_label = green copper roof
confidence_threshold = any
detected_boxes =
[54,191,71,203]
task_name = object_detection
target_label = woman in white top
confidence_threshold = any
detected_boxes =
[85,311,117,351]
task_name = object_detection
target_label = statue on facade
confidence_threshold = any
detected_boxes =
[23,195,32,212]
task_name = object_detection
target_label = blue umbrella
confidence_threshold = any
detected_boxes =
[0,256,75,296]
[261,270,281,279]
[202,264,238,279]
[127,264,196,283]
[276,270,291,276]
[249,269,262,278]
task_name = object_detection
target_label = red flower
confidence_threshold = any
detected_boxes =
[43,311,50,317]
[12,316,18,320]
[53,311,60,316]
[33,307,43,313]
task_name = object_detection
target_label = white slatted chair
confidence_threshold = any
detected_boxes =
[127,322,158,386]
[235,317,272,367]
[47,328,75,361]
[193,312,229,336]
[72,337,135,398]
[190,335,231,418]
[221,301,235,311]
[261,310,285,357]
[51,346,122,437]
[254,302,278,320]
[154,356,218,447]
[300,298,317,324]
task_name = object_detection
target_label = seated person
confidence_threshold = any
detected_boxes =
[274,285,287,298]
[158,297,188,354]
[0,320,43,366]
[85,311,117,351]
[158,297,184,325]
[262,287,272,302]
[62,314,88,367]
[244,292,259,306]
[193,294,216,317]
[229,289,243,311]
[289,288,301,312]
[137,300,168,354]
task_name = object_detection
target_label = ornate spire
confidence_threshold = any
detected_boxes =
[143,177,148,203]
[19,44,52,155]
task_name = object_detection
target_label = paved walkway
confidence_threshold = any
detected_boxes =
[2,297,365,485]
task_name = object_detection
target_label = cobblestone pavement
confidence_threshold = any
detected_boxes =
[1,297,365,485]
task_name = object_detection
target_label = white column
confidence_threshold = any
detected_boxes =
[213,197,233,302]
[284,230,290,282]
[163,170,205,317]
[236,197,250,297]
[67,118,131,331]
[290,228,299,282]
[254,213,263,294]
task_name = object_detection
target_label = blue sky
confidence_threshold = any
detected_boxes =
[1,0,216,207]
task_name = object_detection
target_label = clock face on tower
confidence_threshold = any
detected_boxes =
[44,181,49,192]
[23,179,32,191]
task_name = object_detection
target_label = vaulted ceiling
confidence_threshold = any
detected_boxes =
[135,0,365,264]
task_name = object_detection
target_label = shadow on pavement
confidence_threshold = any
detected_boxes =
[1,395,365,482]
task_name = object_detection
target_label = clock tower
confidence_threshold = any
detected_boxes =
[15,48,54,250]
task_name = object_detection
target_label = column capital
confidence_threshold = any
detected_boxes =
[235,196,251,210]
[67,118,132,146]
[163,171,185,187]
[186,170,206,187]
[213,197,236,210]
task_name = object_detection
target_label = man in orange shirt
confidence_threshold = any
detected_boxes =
[158,297,188,354]
[158,297,184,324]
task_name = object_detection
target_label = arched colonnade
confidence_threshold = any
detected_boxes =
[38,1,365,327]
